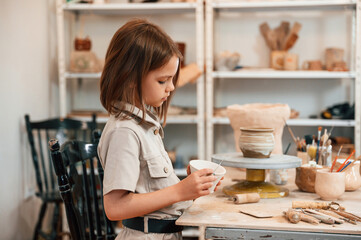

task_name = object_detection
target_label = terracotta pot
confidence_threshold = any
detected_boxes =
[315,169,345,200]
[239,128,275,158]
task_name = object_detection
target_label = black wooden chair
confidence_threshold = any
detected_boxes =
[24,114,97,240]
[49,134,116,240]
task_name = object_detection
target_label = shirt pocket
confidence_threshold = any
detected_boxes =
[145,155,173,191]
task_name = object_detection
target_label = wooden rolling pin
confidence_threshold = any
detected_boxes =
[232,193,260,204]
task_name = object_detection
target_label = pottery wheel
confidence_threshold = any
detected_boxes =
[212,152,301,170]
[212,153,302,198]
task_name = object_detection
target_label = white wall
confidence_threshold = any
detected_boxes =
[0,0,58,239]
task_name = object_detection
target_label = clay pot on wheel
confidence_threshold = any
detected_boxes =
[239,128,275,158]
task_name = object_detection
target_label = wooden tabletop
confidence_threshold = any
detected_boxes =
[176,167,361,235]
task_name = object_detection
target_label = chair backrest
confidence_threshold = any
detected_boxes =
[24,114,97,196]
[49,136,115,240]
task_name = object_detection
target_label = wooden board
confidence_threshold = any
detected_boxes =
[177,168,361,235]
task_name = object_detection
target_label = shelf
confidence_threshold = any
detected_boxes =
[66,71,356,80]
[212,117,355,127]
[62,2,198,15]
[65,72,101,79]
[70,114,199,124]
[213,70,356,79]
[212,0,356,11]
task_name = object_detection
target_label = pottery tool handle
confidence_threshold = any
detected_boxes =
[292,201,329,209]
[303,210,335,224]
[298,212,320,225]
[232,193,260,204]
[306,209,344,224]
[283,209,301,224]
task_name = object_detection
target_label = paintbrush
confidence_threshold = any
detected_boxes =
[315,126,322,164]
[284,120,297,144]
[341,158,360,172]
[336,149,355,172]
[330,145,343,172]
[340,161,352,172]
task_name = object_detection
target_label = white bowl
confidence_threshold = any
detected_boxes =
[189,160,226,193]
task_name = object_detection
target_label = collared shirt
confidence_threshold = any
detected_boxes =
[98,103,192,220]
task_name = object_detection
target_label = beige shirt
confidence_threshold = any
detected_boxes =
[98,103,192,220]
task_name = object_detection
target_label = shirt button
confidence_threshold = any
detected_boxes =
[154,128,159,135]
[163,167,168,173]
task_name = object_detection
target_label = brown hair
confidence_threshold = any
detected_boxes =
[100,18,182,124]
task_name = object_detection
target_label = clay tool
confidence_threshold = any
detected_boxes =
[330,145,343,172]
[315,126,322,164]
[331,210,361,222]
[231,193,260,204]
[212,159,224,174]
[292,201,344,210]
[303,209,335,224]
[292,201,330,210]
[309,209,344,224]
[336,149,355,172]
[317,209,350,223]
[283,209,301,223]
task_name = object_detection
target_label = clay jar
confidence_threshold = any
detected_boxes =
[315,169,345,200]
[239,128,275,158]
[334,160,361,191]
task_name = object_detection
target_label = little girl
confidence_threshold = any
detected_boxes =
[98,19,221,239]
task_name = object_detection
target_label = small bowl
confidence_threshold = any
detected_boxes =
[315,169,345,200]
[189,160,226,193]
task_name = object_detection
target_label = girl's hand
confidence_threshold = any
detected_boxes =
[186,164,224,192]
[176,168,216,201]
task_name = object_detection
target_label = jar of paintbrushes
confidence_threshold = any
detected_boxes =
[306,127,332,166]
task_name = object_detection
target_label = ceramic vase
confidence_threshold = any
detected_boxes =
[335,160,361,191]
[239,128,275,158]
[315,169,345,200]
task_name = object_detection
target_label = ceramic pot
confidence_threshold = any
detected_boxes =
[239,128,275,158]
[334,160,361,191]
[315,169,345,200]
[295,165,323,193]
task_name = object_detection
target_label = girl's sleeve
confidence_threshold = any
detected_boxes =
[100,127,141,195]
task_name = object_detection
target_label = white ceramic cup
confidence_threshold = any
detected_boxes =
[189,160,226,193]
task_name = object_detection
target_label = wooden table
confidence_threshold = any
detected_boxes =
[176,168,361,240]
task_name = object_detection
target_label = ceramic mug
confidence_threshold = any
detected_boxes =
[315,169,345,200]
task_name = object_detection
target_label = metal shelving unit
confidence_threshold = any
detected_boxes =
[205,0,361,160]
[56,0,205,160]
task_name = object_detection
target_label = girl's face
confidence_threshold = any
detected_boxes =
[142,55,178,107]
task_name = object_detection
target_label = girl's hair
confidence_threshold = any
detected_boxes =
[100,18,182,124]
